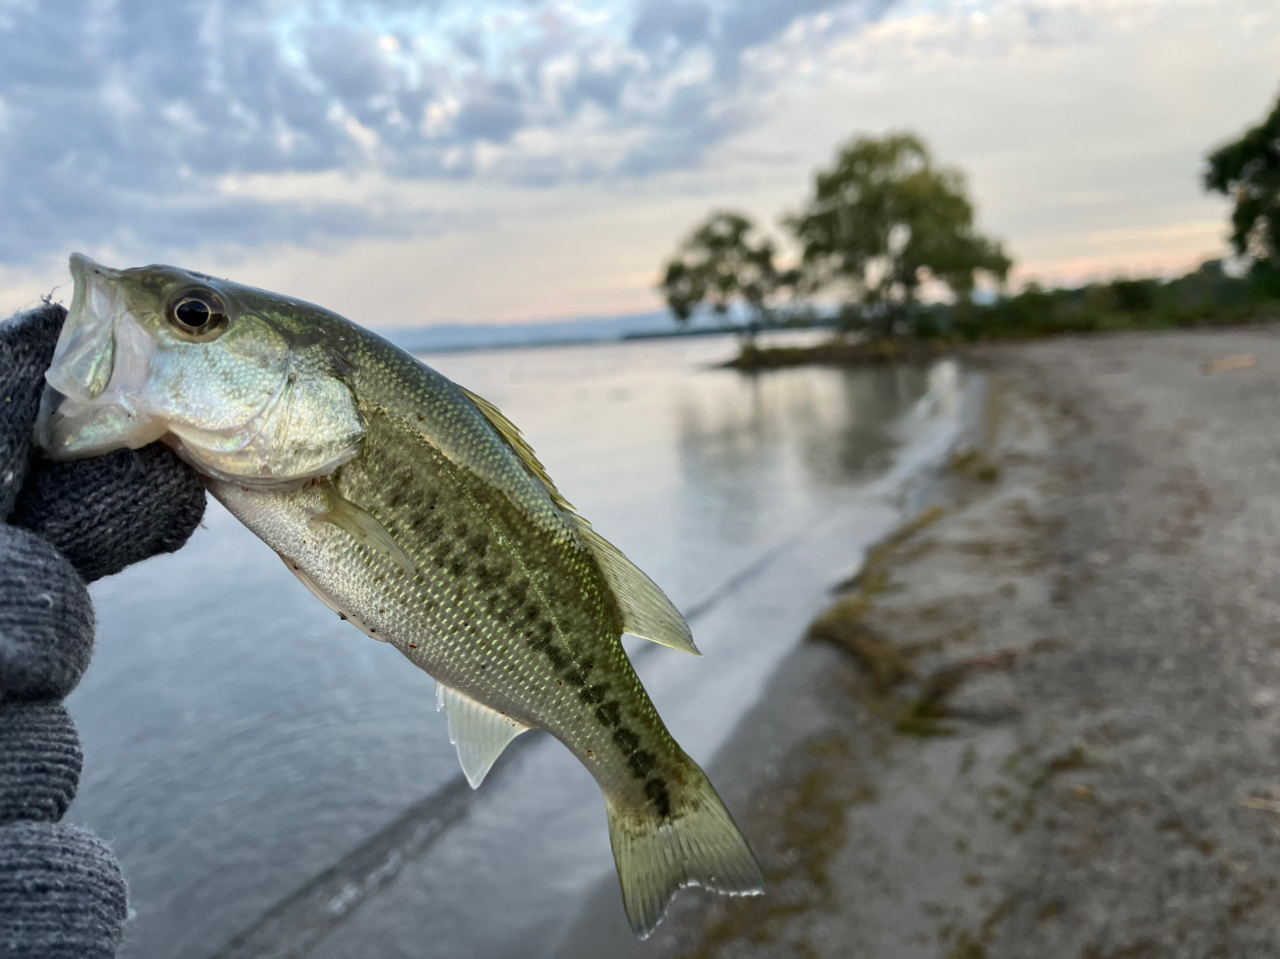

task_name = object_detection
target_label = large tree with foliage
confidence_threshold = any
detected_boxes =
[658,212,793,340]
[789,133,1010,336]
[1205,90,1280,266]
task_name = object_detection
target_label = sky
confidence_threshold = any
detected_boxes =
[0,0,1276,327]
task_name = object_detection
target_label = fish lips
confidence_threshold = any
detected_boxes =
[36,253,164,459]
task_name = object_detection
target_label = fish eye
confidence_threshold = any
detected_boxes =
[166,289,229,337]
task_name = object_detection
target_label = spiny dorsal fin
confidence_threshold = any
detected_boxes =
[461,387,698,656]
[578,525,700,656]
[436,682,530,788]
[460,386,576,513]
[314,482,416,576]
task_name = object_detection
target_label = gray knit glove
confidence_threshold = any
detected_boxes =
[0,304,206,958]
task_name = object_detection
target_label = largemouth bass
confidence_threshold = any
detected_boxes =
[35,254,763,937]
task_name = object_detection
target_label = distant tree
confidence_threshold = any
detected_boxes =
[1108,278,1159,313]
[1205,90,1280,265]
[789,133,1011,337]
[658,212,794,344]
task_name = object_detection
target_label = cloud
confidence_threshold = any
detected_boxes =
[729,0,1280,287]
[2,0,1269,327]
[0,0,898,262]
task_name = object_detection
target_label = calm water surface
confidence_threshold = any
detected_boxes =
[65,334,957,958]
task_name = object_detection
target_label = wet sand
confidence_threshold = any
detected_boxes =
[557,326,1280,958]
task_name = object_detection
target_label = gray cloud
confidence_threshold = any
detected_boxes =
[0,0,897,262]
[631,1,713,52]
[453,81,526,143]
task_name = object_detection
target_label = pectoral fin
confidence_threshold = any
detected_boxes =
[314,484,416,576]
[436,683,530,788]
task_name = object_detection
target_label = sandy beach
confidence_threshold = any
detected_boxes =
[557,325,1280,958]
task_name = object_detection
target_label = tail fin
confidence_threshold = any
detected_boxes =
[606,770,764,938]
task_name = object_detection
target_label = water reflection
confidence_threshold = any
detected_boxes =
[676,366,928,484]
[671,364,928,551]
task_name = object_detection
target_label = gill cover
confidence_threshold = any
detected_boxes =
[36,253,365,487]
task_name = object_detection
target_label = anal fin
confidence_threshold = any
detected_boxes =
[436,683,529,788]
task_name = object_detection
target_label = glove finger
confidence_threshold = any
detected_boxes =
[0,526,94,703]
[13,443,207,584]
[0,305,66,519]
[0,821,128,959]
[0,703,80,826]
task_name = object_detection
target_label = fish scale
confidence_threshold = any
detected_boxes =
[36,252,765,938]
[329,402,684,816]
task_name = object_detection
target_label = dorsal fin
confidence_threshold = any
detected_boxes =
[461,386,698,656]
[460,386,576,513]
[436,682,530,788]
[578,525,700,656]
[463,384,701,655]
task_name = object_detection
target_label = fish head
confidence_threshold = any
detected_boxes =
[37,254,365,487]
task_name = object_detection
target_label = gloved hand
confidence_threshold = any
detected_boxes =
[0,304,206,958]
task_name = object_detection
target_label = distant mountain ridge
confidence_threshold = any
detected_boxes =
[374,310,692,353]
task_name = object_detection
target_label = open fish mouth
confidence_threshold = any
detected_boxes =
[35,253,165,458]
[34,253,362,486]
[48,253,122,401]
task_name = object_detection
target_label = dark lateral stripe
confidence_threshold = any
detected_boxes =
[596,701,621,727]
[627,749,655,778]
[644,777,672,818]
[611,727,639,752]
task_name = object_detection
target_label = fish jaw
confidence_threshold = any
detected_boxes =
[35,254,365,486]
[36,254,166,458]
[48,254,120,401]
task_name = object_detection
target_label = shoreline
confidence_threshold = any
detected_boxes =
[724,336,955,370]
[722,317,1280,372]
[558,325,1280,957]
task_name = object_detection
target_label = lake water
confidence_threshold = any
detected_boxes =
[65,333,966,959]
